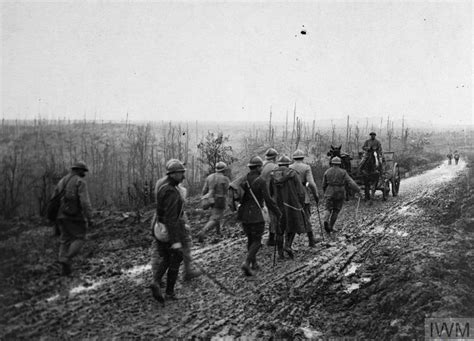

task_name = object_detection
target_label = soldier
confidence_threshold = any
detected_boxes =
[322,157,360,233]
[447,152,453,165]
[53,161,93,276]
[270,155,307,260]
[198,161,230,241]
[260,148,279,246]
[150,159,200,303]
[237,156,281,276]
[289,149,320,247]
[359,132,383,170]
[453,150,460,165]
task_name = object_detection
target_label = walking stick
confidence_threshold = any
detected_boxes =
[355,195,361,224]
[315,202,325,242]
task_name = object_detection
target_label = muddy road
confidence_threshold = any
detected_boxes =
[2,159,473,339]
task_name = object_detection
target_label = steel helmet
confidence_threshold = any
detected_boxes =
[277,155,292,166]
[215,161,227,172]
[264,148,278,159]
[166,159,186,175]
[331,156,342,165]
[369,132,376,136]
[71,161,89,171]
[292,149,305,159]
[247,156,263,167]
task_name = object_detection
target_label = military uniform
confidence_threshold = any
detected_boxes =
[322,160,360,232]
[270,156,306,259]
[54,162,93,275]
[360,133,383,169]
[237,157,280,275]
[290,157,319,247]
[454,151,460,165]
[260,151,279,245]
[200,165,230,237]
[447,152,453,165]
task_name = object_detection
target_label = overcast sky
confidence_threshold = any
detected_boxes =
[1,1,472,126]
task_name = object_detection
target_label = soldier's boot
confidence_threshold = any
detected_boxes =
[266,232,276,246]
[241,260,254,276]
[276,234,285,259]
[181,244,201,281]
[150,283,164,304]
[59,261,72,276]
[165,268,180,300]
[284,233,295,259]
[307,231,316,247]
[329,213,339,232]
[215,222,221,236]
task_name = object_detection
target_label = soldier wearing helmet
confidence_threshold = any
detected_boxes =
[322,156,360,234]
[150,159,200,303]
[237,156,281,276]
[198,161,230,241]
[260,148,279,246]
[270,155,307,260]
[290,149,320,247]
[51,161,93,276]
[359,132,384,170]
[453,150,460,165]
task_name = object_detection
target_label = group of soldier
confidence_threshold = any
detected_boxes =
[447,150,461,165]
[52,133,390,303]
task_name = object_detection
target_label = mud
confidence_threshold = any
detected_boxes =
[1,159,473,339]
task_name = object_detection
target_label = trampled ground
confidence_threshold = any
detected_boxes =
[1,159,473,339]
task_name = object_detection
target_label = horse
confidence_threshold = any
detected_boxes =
[327,145,354,200]
[327,145,352,174]
[359,150,382,204]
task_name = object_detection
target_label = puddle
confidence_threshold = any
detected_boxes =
[344,283,360,294]
[46,294,59,302]
[360,277,372,283]
[344,263,361,277]
[70,280,105,294]
[125,264,150,278]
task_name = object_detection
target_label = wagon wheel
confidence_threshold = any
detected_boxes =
[391,164,401,196]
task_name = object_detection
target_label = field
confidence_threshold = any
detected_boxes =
[0,118,473,339]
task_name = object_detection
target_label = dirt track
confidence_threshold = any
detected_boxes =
[2,159,473,339]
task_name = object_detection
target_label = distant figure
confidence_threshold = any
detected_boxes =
[447,152,453,165]
[270,155,307,260]
[260,148,279,246]
[322,157,361,234]
[236,156,280,276]
[289,149,320,247]
[454,150,460,165]
[199,161,230,240]
[53,162,93,276]
[359,132,383,170]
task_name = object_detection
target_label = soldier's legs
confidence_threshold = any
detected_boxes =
[329,199,344,231]
[266,212,277,246]
[58,220,86,275]
[166,249,183,298]
[246,223,264,269]
[323,197,334,233]
[284,232,295,259]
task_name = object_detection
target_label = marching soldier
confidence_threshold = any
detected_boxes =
[236,156,281,276]
[260,148,279,246]
[322,157,360,233]
[447,152,453,165]
[289,149,320,247]
[54,161,93,276]
[453,150,460,165]
[198,161,230,240]
[270,155,307,260]
[150,159,200,303]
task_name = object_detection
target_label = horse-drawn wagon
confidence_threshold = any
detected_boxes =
[350,151,401,201]
[327,145,401,202]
